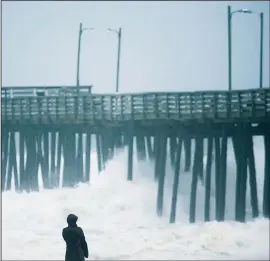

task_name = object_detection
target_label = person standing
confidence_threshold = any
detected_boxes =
[62,214,89,261]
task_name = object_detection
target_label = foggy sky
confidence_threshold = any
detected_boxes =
[2,1,269,93]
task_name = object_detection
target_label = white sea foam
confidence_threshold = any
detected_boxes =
[2,137,269,260]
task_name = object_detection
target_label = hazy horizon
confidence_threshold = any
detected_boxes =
[2,1,269,93]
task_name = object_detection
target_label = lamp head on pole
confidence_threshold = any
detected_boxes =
[231,8,257,16]
[239,9,253,14]
[107,28,120,35]
[82,27,95,32]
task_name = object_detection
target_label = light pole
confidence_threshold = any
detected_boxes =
[76,22,94,88]
[259,12,263,89]
[107,28,122,93]
[227,6,264,91]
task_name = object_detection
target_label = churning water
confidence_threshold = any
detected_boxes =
[2,137,269,260]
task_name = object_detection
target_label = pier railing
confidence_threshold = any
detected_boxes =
[2,88,270,124]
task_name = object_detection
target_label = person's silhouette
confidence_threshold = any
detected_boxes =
[62,214,89,261]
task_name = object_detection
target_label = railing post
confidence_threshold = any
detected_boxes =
[11,98,15,120]
[202,92,205,119]
[213,93,218,119]
[177,93,181,119]
[154,94,158,119]
[82,96,86,122]
[37,96,41,123]
[110,95,113,120]
[142,94,146,119]
[101,96,104,120]
[120,95,123,121]
[75,95,78,120]
[227,91,231,119]
[131,95,134,120]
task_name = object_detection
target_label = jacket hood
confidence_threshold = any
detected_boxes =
[67,214,78,226]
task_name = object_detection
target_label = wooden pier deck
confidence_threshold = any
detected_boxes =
[1,86,270,223]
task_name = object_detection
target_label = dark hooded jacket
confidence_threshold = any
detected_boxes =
[62,214,89,261]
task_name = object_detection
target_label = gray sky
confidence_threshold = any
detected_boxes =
[2,1,269,93]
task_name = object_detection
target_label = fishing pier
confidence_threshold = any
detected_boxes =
[1,85,270,223]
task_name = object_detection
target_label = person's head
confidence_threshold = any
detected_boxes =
[67,214,78,227]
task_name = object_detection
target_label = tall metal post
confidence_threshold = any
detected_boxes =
[228,6,232,91]
[259,13,264,88]
[76,23,83,88]
[116,28,122,93]
[228,6,264,90]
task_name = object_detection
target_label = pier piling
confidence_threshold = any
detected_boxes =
[85,132,91,182]
[50,132,57,187]
[204,136,213,222]
[263,124,270,218]
[189,135,203,223]
[127,124,134,181]
[170,137,183,223]
[156,132,167,217]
